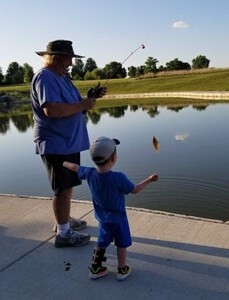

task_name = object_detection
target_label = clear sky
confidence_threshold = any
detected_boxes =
[1,0,229,74]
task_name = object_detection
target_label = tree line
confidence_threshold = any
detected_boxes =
[0,55,210,85]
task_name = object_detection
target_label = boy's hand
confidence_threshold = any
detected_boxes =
[63,161,78,172]
[149,174,159,182]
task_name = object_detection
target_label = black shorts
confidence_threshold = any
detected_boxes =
[41,153,82,196]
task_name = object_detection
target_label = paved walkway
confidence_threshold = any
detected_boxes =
[0,194,228,300]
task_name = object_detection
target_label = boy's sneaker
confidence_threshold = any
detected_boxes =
[117,265,131,281]
[55,229,91,248]
[89,266,109,280]
[53,217,87,232]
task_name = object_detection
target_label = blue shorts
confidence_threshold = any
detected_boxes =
[97,218,132,248]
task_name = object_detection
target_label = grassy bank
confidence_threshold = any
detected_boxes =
[76,68,229,96]
[1,68,229,104]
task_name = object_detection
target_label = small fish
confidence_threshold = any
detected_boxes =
[152,136,159,152]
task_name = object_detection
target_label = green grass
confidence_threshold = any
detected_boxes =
[1,68,229,103]
[75,68,229,95]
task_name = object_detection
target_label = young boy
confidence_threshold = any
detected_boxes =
[63,136,158,281]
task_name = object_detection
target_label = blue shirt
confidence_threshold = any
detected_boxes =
[78,166,135,223]
[30,68,89,154]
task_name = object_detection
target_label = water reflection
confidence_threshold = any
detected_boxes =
[1,102,228,222]
[0,103,209,133]
[167,105,189,112]
[0,116,10,134]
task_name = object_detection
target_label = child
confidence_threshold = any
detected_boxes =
[63,136,158,281]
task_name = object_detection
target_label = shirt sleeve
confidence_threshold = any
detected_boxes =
[119,172,135,194]
[78,166,87,180]
[39,77,63,106]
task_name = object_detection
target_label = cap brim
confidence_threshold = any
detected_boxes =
[35,51,85,58]
[112,138,120,145]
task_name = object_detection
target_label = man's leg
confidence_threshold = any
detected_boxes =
[53,187,72,225]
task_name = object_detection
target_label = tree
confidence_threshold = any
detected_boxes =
[84,58,97,73]
[165,58,191,71]
[158,65,165,72]
[23,63,34,83]
[136,66,145,77]
[144,56,159,73]
[192,55,210,69]
[103,61,126,79]
[71,58,85,80]
[5,62,24,84]
[91,68,106,80]
[0,67,4,84]
[84,71,94,80]
[84,68,106,80]
[128,66,137,78]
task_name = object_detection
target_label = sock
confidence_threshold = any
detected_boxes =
[57,222,70,237]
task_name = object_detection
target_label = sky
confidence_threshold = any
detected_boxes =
[1,0,229,75]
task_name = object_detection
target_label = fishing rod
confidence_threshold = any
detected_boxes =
[88,43,145,98]
[103,43,145,87]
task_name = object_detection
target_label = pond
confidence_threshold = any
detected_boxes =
[0,103,229,221]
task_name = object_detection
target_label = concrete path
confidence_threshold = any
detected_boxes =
[0,194,228,300]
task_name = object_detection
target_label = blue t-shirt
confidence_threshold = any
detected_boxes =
[78,166,135,223]
[30,68,89,154]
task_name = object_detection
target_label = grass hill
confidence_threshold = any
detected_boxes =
[74,68,229,95]
[1,68,229,104]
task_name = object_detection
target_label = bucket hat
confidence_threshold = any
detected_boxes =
[35,40,84,58]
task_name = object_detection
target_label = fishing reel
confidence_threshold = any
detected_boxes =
[87,82,104,99]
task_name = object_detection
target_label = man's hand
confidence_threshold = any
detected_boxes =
[87,82,107,99]
[80,97,96,112]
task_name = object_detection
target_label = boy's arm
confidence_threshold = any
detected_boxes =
[63,161,79,172]
[131,174,158,194]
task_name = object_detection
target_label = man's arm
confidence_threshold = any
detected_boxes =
[43,98,96,118]
[42,83,107,118]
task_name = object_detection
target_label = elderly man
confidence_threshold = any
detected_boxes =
[31,40,106,247]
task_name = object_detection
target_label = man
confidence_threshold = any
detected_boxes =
[31,40,106,247]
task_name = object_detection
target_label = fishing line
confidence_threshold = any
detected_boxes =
[88,44,145,99]
[103,43,145,87]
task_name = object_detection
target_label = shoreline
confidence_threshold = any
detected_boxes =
[1,193,228,224]
[103,91,229,100]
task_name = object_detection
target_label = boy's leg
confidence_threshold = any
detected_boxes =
[117,247,126,268]
[89,222,112,279]
[89,247,109,280]
[115,219,132,281]
[117,248,131,281]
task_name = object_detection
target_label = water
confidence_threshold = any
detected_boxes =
[0,103,229,221]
